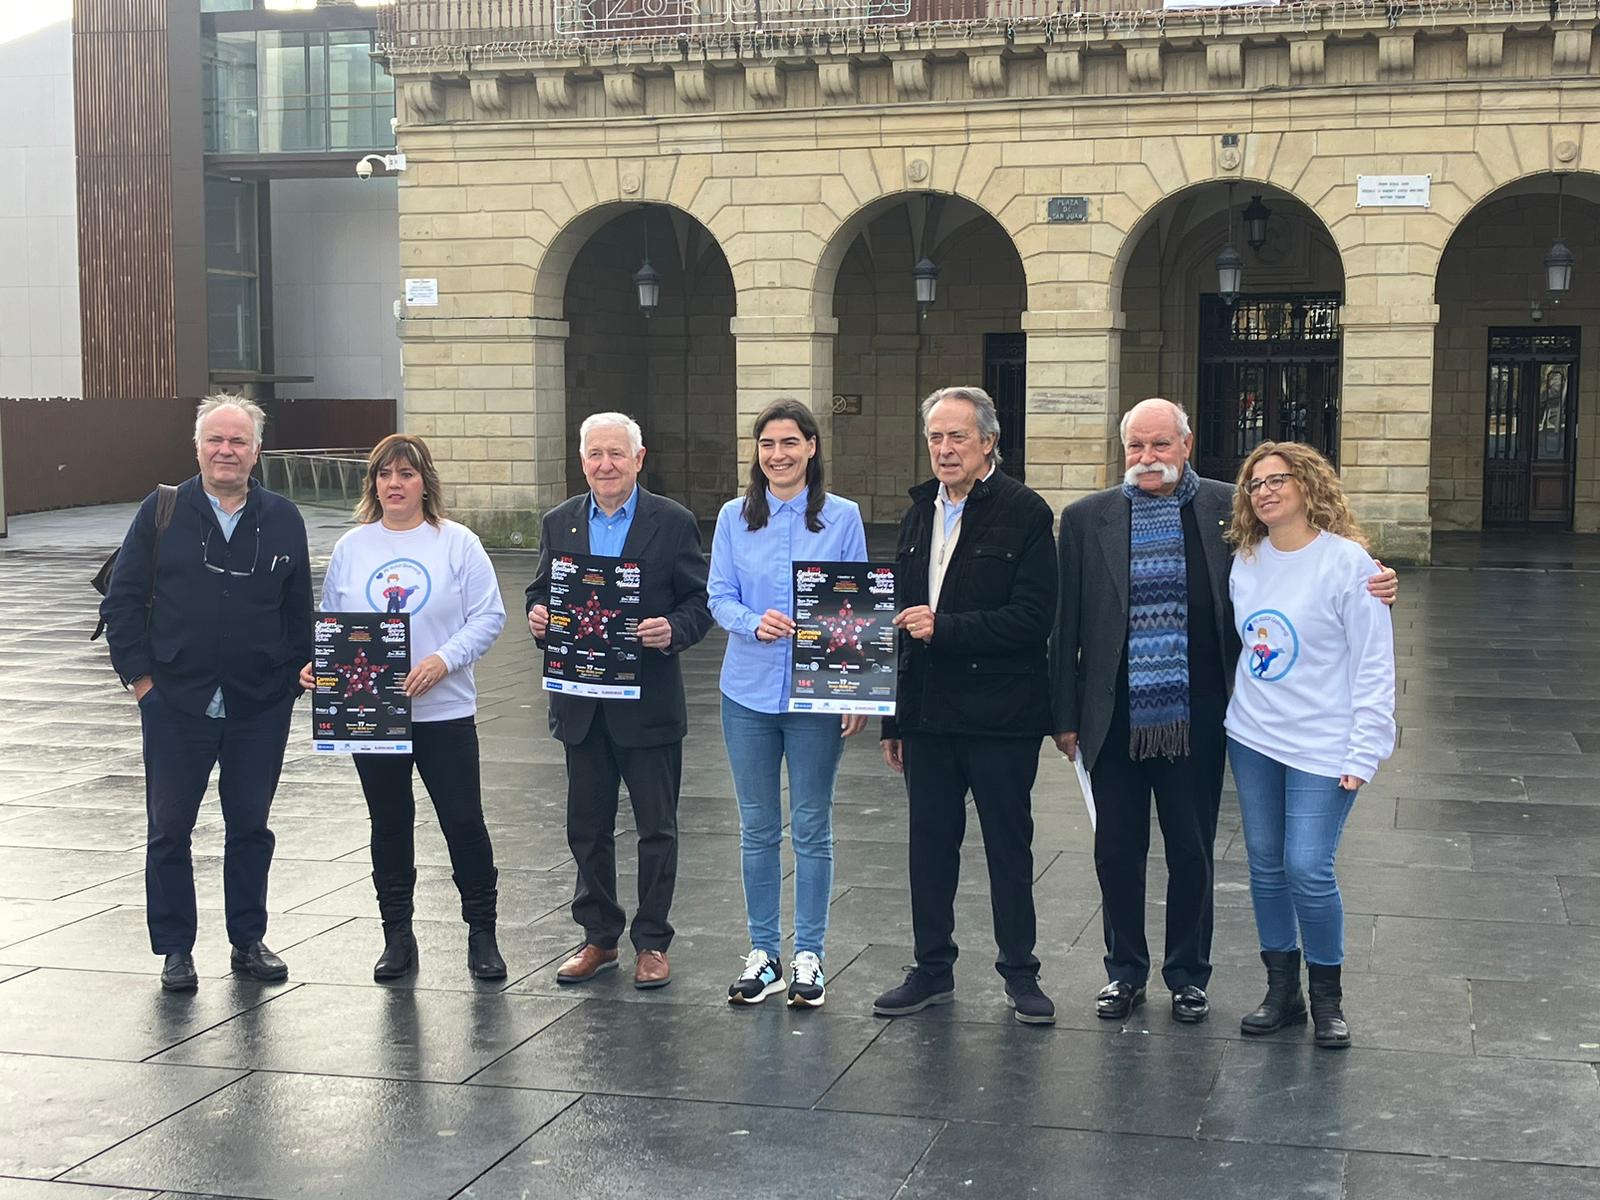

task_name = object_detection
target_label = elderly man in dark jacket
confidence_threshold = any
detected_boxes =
[873,386,1059,1025]
[101,394,312,993]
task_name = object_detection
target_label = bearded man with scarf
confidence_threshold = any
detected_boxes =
[1050,399,1396,1025]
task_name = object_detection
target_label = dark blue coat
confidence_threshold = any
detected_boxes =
[101,475,313,719]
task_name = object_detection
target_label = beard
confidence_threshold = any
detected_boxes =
[1124,462,1181,488]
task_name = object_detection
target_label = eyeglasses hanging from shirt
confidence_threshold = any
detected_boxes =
[202,523,261,576]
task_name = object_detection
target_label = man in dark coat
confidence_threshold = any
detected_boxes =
[873,386,1059,1026]
[526,411,712,990]
[101,394,311,993]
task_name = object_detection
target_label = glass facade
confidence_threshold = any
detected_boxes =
[205,177,261,372]
[202,29,394,155]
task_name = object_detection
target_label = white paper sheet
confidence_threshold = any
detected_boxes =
[1073,756,1097,832]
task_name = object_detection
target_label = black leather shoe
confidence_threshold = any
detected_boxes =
[1308,963,1351,1049]
[468,928,507,980]
[1095,980,1146,1020]
[1171,985,1210,1024]
[373,923,418,981]
[872,969,955,1016]
[160,951,198,992]
[1005,976,1057,1026]
[230,940,288,983]
[1241,949,1307,1036]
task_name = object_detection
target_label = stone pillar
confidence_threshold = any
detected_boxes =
[729,315,839,458]
[1020,309,1126,516]
[397,316,569,549]
[1338,303,1438,564]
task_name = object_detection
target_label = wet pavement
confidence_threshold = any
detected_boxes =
[0,504,1598,1199]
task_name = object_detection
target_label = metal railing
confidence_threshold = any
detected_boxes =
[377,0,1565,53]
[259,449,372,508]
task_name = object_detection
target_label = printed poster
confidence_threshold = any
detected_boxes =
[788,561,898,716]
[542,553,644,700]
[312,612,412,753]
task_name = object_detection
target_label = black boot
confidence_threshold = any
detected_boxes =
[468,927,506,979]
[373,868,416,926]
[459,868,505,979]
[1240,949,1308,1036]
[1307,963,1351,1049]
[373,922,418,981]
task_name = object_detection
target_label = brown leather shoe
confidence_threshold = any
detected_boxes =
[555,943,618,984]
[634,948,671,990]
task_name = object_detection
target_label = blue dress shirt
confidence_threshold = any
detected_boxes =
[709,490,868,714]
[588,486,639,558]
[204,491,247,719]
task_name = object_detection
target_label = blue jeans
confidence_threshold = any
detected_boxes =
[721,694,845,958]
[1227,738,1357,967]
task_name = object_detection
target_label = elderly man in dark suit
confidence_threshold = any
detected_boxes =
[872,386,1059,1026]
[1051,398,1395,1026]
[101,394,312,993]
[526,411,712,990]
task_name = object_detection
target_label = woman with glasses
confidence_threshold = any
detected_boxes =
[300,434,507,981]
[709,399,868,1009]
[1224,442,1395,1049]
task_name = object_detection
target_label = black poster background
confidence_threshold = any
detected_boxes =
[542,553,644,700]
[312,612,412,753]
[788,561,898,715]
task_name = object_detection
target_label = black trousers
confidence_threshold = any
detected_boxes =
[564,706,682,952]
[1090,694,1226,992]
[140,688,294,954]
[903,733,1041,985]
[352,717,497,928]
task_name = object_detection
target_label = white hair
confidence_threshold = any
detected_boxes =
[1119,398,1192,446]
[579,411,644,457]
[194,393,266,449]
[920,386,1003,467]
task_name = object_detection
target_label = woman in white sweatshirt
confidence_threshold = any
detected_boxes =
[1224,441,1395,1050]
[300,434,507,982]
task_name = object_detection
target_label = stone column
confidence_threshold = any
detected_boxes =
[729,315,839,457]
[397,315,569,549]
[1020,309,1126,516]
[1338,302,1439,564]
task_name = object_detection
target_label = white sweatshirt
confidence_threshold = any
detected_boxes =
[1224,531,1396,783]
[320,519,506,722]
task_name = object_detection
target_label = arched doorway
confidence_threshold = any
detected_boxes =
[821,192,1026,521]
[1115,183,1346,484]
[560,204,737,520]
[1431,174,1600,532]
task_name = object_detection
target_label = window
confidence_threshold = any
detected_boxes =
[205,178,261,371]
[202,29,395,155]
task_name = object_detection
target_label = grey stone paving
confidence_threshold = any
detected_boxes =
[1,504,1598,1199]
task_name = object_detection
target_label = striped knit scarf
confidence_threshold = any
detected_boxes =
[1121,465,1200,760]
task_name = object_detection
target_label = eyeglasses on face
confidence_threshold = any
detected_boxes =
[202,523,261,576]
[1244,473,1293,496]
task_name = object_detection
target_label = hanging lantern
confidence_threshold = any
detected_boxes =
[633,259,661,317]
[912,257,940,313]
[1242,194,1272,252]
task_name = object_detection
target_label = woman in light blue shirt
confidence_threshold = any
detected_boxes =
[709,398,868,1010]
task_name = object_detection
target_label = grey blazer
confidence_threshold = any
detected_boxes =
[1049,478,1238,771]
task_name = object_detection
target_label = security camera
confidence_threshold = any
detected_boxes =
[355,152,406,180]
[355,157,374,180]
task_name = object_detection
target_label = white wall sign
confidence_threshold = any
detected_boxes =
[1356,175,1432,208]
[1163,0,1277,10]
[404,278,439,307]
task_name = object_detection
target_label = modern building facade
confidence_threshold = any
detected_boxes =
[0,0,402,519]
[376,0,1600,561]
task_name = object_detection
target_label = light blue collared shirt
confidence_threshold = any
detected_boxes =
[708,490,868,714]
[204,491,247,719]
[588,486,639,558]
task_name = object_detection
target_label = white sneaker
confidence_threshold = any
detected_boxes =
[788,950,826,1009]
[728,948,785,1005]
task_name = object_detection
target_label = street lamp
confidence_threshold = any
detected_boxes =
[1546,175,1575,297]
[1216,183,1243,305]
[634,209,661,317]
[913,257,940,317]
[1243,193,1272,253]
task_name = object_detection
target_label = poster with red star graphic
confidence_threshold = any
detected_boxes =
[542,553,644,700]
[789,561,899,716]
[311,612,412,753]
